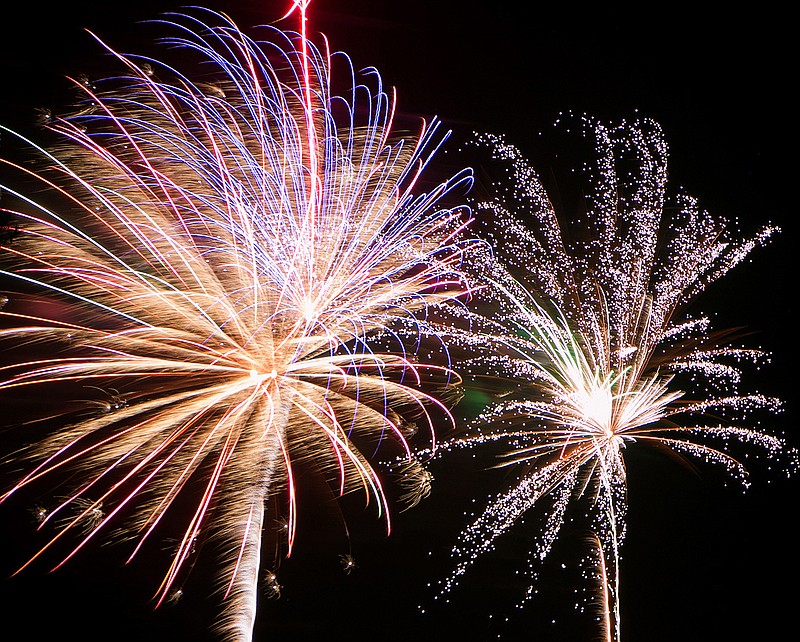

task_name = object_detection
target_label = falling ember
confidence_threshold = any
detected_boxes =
[0,5,475,640]
[417,115,789,639]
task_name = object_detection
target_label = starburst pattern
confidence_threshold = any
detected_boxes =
[0,7,474,640]
[422,116,789,639]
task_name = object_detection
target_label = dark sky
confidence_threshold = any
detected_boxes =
[0,2,796,641]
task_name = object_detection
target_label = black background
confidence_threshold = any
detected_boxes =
[1,2,796,641]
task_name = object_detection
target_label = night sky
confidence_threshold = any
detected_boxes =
[0,2,796,641]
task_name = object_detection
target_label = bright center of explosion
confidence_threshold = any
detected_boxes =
[302,296,318,324]
[576,385,614,436]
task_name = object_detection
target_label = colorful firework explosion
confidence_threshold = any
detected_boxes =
[0,5,474,640]
[419,115,790,639]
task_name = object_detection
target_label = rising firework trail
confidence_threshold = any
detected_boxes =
[0,4,474,639]
[419,116,791,639]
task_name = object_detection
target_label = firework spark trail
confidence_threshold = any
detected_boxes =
[421,115,789,639]
[0,7,476,640]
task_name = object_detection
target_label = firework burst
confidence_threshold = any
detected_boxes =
[0,6,474,640]
[421,115,789,638]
